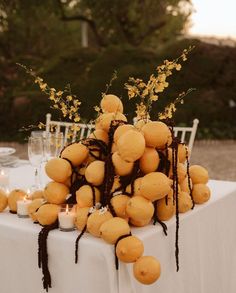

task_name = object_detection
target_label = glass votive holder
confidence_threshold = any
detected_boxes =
[0,168,10,189]
[17,196,32,218]
[4,187,10,195]
[58,204,76,232]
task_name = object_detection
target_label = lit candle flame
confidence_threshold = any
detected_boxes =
[66,204,69,214]
[5,188,10,195]
[23,196,27,202]
[26,188,31,198]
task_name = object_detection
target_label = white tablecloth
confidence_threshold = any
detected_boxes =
[1,164,236,293]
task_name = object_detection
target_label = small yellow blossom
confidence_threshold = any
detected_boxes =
[50,125,56,132]
[94,106,101,112]
[35,77,43,84]
[158,74,166,83]
[38,122,45,129]
[39,83,47,90]
[56,91,63,96]
[66,95,73,101]
[125,84,140,99]
[155,83,165,93]
[74,117,80,122]
[73,100,81,106]
[139,82,146,88]
[135,102,150,120]
[49,94,55,101]
[159,103,176,120]
[176,64,182,71]
[150,95,158,101]
[142,88,149,97]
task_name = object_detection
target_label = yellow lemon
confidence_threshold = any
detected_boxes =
[133,256,161,285]
[116,235,144,263]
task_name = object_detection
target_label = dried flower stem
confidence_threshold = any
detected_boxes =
[158,88,196,120]
[16,63,81,129]
[125,46,195,120]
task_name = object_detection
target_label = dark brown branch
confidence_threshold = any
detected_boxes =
[115,14,137,46]
[140,20,166,41]
[115,9,166,46]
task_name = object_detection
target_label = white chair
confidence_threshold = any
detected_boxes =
[46,113,199,156]
[173,119,199,155]
[45,113,95,146]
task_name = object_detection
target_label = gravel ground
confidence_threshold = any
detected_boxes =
[0,140,236,181]
[190,140,236,181]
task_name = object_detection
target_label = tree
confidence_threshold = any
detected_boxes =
[57,0,193,47]
[0,0,81,61]
[0,0,193,59]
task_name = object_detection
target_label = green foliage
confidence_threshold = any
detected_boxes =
[1,38,236,141]
[0,0,81,61]
[62,0,192,47]
[0,1,235,141]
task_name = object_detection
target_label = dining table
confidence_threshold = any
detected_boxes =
[0,162,236,293]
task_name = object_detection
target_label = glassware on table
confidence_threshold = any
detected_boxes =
[58,204,76,232]
[31,130,46,138]
[30,131,47,162]
[28,136,44,190]
[44,132,64,161]
[0,168,9,189]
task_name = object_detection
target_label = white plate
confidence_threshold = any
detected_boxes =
[0,147,16,157]
[0,155,19,167]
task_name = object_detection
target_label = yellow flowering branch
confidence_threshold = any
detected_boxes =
[158,88,196,120]
[102,70,118,97]
[94,70,118,118]
[16,63,81,125]
[124,46,194,120]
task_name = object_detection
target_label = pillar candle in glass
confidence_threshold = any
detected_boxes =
[58,204,76,231]
[0,169,9,188]
[5,187,10,195]
[17,196,32,218]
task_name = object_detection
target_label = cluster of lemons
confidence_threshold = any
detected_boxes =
[0,92,210,286]
[0,93,211,286]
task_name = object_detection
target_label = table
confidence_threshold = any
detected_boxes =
[1,164,236,293]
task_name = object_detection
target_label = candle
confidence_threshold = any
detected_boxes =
[26,188,31,198]
[0,169,9,187]
[17,196,32,218]
[4,187,10,195]
[58,204,76,231]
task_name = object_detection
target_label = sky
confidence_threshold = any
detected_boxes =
[189,0,236,39]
